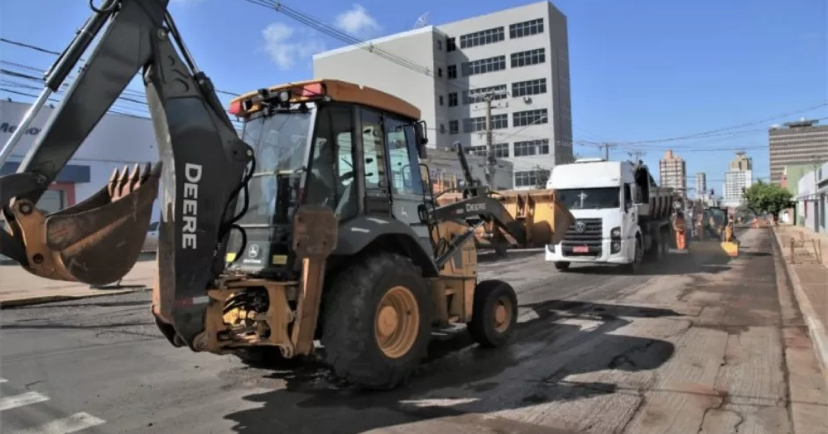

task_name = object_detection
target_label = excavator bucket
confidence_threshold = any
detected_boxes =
[9,163,161,285]
[492,189,574,248]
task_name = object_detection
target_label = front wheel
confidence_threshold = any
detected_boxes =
[623,238,643,273]
[321,252,432,390]
[468,280,519,348]
[553,261,571,271]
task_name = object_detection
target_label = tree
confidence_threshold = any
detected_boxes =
[742,181,794,224]
[532,165,551,189]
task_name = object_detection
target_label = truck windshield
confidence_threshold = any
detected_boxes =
[556,187,621,210]
[239,110,312,223]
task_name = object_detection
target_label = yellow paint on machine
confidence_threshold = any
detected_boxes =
[225,253,288,265]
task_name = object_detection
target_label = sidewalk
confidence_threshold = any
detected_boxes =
[774,225,828,381]
[0,256,155,308]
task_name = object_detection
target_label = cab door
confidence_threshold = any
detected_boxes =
[382,115,431,246]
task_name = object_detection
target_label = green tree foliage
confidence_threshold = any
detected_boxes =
[742,181,794,222]
[533,165,551,189]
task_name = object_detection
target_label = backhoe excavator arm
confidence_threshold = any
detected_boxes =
[0,0,253,345]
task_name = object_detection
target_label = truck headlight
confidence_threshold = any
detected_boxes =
[611,227,621,239]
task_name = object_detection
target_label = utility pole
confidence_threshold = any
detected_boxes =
[627,149,646,164]
[479,90,505,187]
[600,143,615,161]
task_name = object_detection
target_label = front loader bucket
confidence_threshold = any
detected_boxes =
[11,163,161,285]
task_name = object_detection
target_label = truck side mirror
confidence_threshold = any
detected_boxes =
[415,120,428,159]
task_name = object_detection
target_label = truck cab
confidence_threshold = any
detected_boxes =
[544,159,672,271]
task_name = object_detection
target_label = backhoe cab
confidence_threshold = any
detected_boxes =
[171,79,539,389]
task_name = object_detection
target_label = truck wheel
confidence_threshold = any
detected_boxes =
[321,252,432,390]
[233,347,303,369]
[494,241,508,258]
[660,231,671,256]
[554,261,571,271]
[624,238,643,273]
[468,280,519,348]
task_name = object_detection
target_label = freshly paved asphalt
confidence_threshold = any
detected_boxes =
[1,228,826,433]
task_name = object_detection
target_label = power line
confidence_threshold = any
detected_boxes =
[0,37,242,97]
[610,102,828,145]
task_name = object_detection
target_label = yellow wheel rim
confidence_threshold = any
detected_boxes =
[375,286,420,359]
[493,297,513,333]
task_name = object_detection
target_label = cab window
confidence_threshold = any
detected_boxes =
[384,116,423,195]
[360,109,387,191]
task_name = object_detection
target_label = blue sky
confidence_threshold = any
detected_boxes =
[1,0,825,193]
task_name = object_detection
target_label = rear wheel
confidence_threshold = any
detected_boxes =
[468,280,519,348]
[321,252,432,390]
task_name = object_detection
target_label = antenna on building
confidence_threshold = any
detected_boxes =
[413,12,430,29]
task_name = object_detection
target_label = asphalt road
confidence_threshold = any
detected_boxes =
[1,228,826,434]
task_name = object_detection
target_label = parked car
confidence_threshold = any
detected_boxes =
[142,221,159,252]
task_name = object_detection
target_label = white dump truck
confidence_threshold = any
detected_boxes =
[545,158,675,272]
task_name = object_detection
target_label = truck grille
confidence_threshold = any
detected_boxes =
[561,218,603,256]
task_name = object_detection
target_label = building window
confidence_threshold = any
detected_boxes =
[440,123,446,134]
[493,143,509,158]
[448,92,458,107]
[465,144,508,158]
[512,78,547,97]
[463,114,508,133]
[513,139,550,156]
[449,120,459,134]
[509,18,544,39]
[459,27,505,49]
[462,84,507,105]
[466,145,487,157]
[513,109,548,127]
[511,48,546,68]
[447,64,457,79]
[437,67,443,78]
[437,40,443,50]
[462,55,507,77]
[515,169,550,188]
[439,95,444,106]
[447,37,457,52]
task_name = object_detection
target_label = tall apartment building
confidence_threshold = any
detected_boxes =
[723,152,753,207]
[659,150,687,195]
[729,151,753,171]
[695,172,707,198]
[313,1,572,189]
[769,119,828,184]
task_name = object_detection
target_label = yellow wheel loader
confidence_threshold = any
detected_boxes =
[0,0,575,390]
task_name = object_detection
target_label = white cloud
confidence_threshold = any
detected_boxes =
[334,4,382,39]
[262,23,326,70]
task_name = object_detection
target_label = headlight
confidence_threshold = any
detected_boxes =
[611,227,621,238]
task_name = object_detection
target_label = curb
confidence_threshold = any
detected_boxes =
[772,228,828,381]
[0,286,151,309]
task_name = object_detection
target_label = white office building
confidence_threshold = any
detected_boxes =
[723,169,753,207]
[313,1,573,189]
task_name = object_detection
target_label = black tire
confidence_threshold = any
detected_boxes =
[660,230,671,256]
[624,237,643,273]
[321,252,432,390]
[233,347,303,369]
[468,280,519,348]
[554,261,571,271]
[494,241,508,258]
